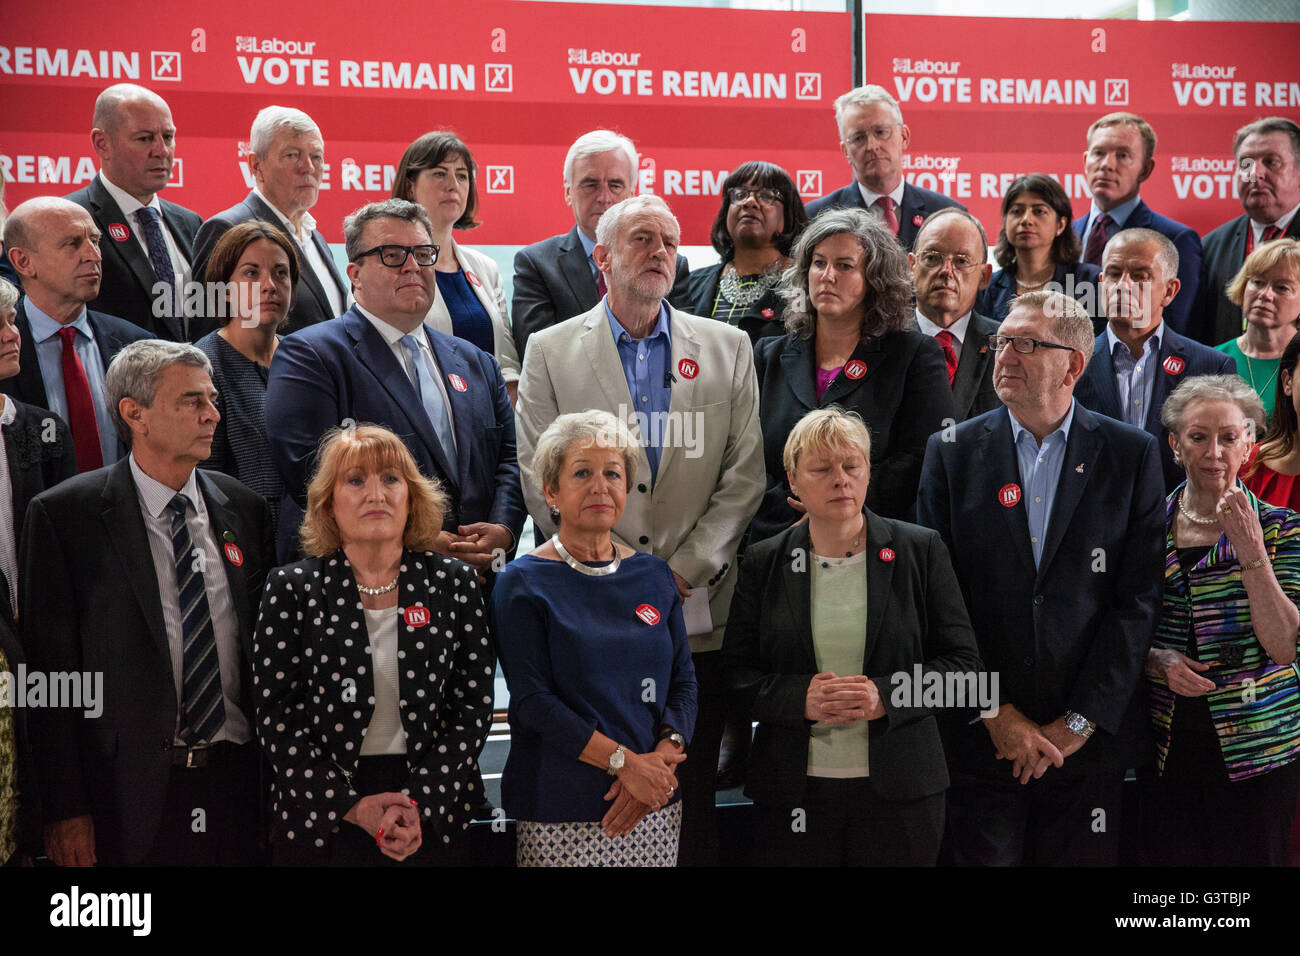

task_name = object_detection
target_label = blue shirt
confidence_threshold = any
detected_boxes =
[1082,194,1142,255]
[578,228,599,281]
[1009,400,1076,567]
[1106,323,1164,428]
[605,300,673,483]
[25,301,120,466]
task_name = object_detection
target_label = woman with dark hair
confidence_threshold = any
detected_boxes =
[686,161,809,343]
[393,130,520,402]
[1244,331,1300,507]
[749,207,954,541]
[196,220,298,533]
[977,173,1101,322]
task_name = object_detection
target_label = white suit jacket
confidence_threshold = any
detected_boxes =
[423,240,521,384]
[516,301,764,652]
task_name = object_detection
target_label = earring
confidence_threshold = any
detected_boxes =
[548,505,560,522]
[1172,449,1182,464]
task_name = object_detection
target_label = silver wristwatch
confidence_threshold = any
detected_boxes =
[606,743,627,776]
[1064,711,1095,739]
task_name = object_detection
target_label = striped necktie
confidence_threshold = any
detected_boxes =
[168,494,225,745]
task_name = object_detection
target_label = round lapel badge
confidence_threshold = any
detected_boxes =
[677,358,699,380]
[223,541,244,566]
[879,547,895,562]
[404,605,431,628]
[448,373,468,392]
[465,270,482,288]
[998,483,1022,508]
[844,359,867,380]
[635,604,661,626]
[1162,355,1185,376]
[912,214,924,227]
[761,308,775,319]
[108,222,130,242]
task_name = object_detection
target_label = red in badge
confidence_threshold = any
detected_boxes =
[448,373,468,392]
[635,604,661,626]
[677,359,699,380]
[879,548,895,562]
[1162,356,1185,376]
[223,541,244,566]
[404,605,431,628]
[465,270,482,288]
[998,483,1022,508]
[108,222,130,242]
[761,308,775,319]
[844,359,867,380]
[912,214,924,227]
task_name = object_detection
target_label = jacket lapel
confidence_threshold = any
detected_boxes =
[781,524,818,671]
[1035,405,1102,581]
[1147,331,1186,433]
[100,459,171,667]
[779,335,820,412]
[951,314,993,418]
[979,410,1036,575]
[1089,335,1124,419]
[159,201,195,263]
[861,511,894,669]
[426,331,475,494]
[197,471,255,660]
[657,308,699,482]
[820,337,885,407]
[247,193,335,319]
[12,300,50,408]
[559,228,599,313]
[89,178,157,301]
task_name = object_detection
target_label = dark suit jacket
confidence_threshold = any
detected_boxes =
[1075,326,1237,491]
[804,181,966,251]
[65,177,201,340]
[510,226,691,357]
[19,461,273,864]
[750,330,954,542]
[977,262,1103,329]
[684,262,786,344]
[1073,200,1201,335]
[255,549,495,847]
[916,404,1165,775]
[265,306,525,562]
[721,516,982,807]
[1194,213,1300,347]
[191,191,349,339]
[5,398,77,541]
[909,311,1002,423]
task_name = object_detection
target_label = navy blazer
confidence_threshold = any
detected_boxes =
[1194,213,1300,348]
[265,306,525,562]
[65,177,202,340]
[805,181,966,251]
[722,515,983,807]
[916,403,1165,774]
[977,262,1102,328]
[510,225,692,358]
[1075,326,1237,491]
[191,191,349,339]
[1072,200,1201,335]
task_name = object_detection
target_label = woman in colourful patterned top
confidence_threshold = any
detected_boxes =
[1143,374,1300,866]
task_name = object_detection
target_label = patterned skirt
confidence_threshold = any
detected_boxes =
[516,802,681,867]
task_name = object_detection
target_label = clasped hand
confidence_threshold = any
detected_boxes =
[982,704,1074,784]
[345,791,423,861]
[805,671,884,723]
[601,743,686,838]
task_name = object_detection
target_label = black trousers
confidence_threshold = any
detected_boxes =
[941,764,1125,866]
[753,778,945,866]
[676,649,724,866]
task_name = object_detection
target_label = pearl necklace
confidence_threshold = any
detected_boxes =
[1177,490,1219,526]
[553,535,621,576]
[357,575,399,595]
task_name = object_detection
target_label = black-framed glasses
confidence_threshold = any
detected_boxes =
[352,244,440,268]
[988,334,1075,355]
[728,186,783,206]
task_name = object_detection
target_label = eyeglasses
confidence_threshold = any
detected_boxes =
[843,125,899,149]
[728,186,783,206]
[916,250,983,274]
[352,244,440,268]
[988,334,1075,355]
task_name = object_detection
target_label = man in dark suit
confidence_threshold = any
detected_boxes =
[65,84,202,341]
[805,85,965,251]
[1076,229,1237,491]
[266,198,525,565]
[908,208,1001,422]
[192,106,349,338]
[1073,112,1201,336]
[917,290,1165,866]
[510,129,690,357]
[3,197,150,471]
[1194,117,1300,347]
[21,340,274,866]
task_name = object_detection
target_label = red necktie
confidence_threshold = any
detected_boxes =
[596,269,608,298]
[1247,224,1284,259]
[1083,212,1112,266]
[58,327,103,471]
[936,330,958,386]
[874,196,899,236]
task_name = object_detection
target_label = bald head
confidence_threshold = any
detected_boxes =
[4,197,102,320]
[91,84,176,203]
[92,84,169,135]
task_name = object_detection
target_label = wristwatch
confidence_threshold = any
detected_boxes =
[1064,711,1095,739]
[660,731,685,750]
[606,744,627,776]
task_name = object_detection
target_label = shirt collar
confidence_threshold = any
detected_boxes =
[857,180,906,210]
[1253,200,1300,233]
[98,169,161,219]
[605,299,671,345]
[129,452,201,519]
[252,188,316,243]
[1105,322,1164,360]
[1009,399,1076,449]
[355,302,414,347]
[577,228,598,261]
[23,299,92,344]
[0,396,16,427]
[915,308,971,345]
[1090,194,1141,230]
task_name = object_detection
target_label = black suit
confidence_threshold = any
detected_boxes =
[684,263,786,344]
[65,177,201,340]
[1193,214,1300,347]
[917,403,1165,865]
[192,191,349,338]
[5,398,77,544]
[910,311,1002,423]
[804,181,966,251]
[1075,326,1237,491]
[19,460,273,865]
[750,330,954,542]
[510,226,691,357]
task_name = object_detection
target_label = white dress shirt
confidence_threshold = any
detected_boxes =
[99,171,191,288]
[1250,200,1300,245]
[356,304,457,450]
[252,188,346,317]
[915,309,972,351]
[855,180,906,213]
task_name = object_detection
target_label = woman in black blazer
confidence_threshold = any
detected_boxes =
[722,408,982,866]
[750,207,954,541]
[254,424,495,866]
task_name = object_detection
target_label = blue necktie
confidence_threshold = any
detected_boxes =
[168,494,225,745]
[400,333,457,468]
[136,206,182,338]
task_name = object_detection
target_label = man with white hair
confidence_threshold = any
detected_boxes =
[511,129,691,357]
[806,84,965,251]
[191,105,348,336]
[66,83,203,340]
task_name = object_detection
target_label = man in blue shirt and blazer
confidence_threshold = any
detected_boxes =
[917,290,1165,866]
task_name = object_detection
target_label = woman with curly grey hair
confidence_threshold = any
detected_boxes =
[748,207,954,541]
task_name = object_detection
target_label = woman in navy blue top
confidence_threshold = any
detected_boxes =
[491,410,697,866]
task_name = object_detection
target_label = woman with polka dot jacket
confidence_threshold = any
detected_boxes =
[254,424,495,865]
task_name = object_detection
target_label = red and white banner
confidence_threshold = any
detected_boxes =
[864,14,1300,237]
[0,0,851,244]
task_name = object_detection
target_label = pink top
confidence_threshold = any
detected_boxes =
[816,365,842,399]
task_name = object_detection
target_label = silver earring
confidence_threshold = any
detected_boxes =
[548,505,560,521]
